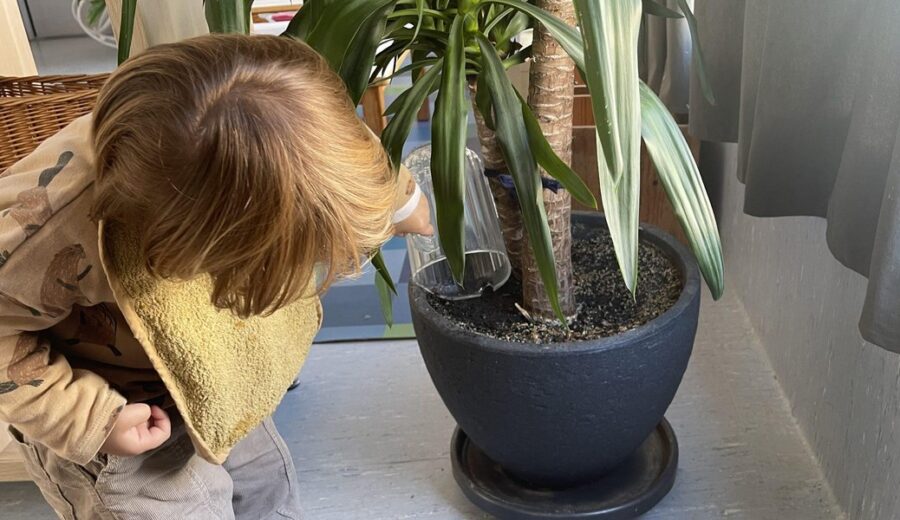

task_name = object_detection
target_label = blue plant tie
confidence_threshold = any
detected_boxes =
[484,168,562,203]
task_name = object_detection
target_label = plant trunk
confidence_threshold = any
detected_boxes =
[469,83,524,278]
[521,0,577,320]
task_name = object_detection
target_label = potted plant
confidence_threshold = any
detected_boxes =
[115,1,723,517]
[292,3,722,517]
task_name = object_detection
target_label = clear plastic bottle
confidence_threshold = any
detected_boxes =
[403,144,511,300]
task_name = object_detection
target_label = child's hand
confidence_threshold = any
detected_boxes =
[394,190,434,237]
[101,403,172,457]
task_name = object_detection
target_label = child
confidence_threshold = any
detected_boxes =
[0,34,431,519]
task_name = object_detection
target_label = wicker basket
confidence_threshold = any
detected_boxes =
[0,74,109,171]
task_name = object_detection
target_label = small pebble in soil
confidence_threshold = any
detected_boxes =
[427,224,683,344]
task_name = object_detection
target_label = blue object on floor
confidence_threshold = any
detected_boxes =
[315,237,416,342]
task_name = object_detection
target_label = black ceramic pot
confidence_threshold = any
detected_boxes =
[409,212,700,488]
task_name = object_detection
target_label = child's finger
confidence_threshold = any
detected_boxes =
[149,405,172,437]
[140,409,171,450]
[139,427,170,451]
[118,403,152,428]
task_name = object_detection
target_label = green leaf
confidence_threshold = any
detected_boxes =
[481,0,584,68]
[378,57,439,84]
[340,3,394,103]
[411,0,427,47]
[502,44,532,69]
[372,250,398,294]
[87,0,108,27]
[496,10,530,44]
[640,82,724,298]
[282,0,334,40]
[384,65,443,117]
[117,0,136,65]
[518,94,597,209]
[477,34,565,323]
[430,16,468,284]
[673,0,716,106]
[302,0,397,74]
[375,271,394,326]
[382,59,442,168]
[373,40,415,78]
[410,48,431,79]
[372,250,396,326]
[287,1,399,104]
[205,0,250,34]
[474,73,494,131]
[642,0,683,19]
[384,72,440,116]
[386,0,428,79]
[574,0,642,293]
[485,7,514,35]
[370,33,444,81]
[381,28,449,45]
[389,7,445,21]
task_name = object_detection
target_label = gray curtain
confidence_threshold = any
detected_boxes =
[689,0,900,352]
[640,0,694,116]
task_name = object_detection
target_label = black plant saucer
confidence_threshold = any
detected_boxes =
[450,419,678,520]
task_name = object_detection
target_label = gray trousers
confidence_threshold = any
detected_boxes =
[10,416,302,520]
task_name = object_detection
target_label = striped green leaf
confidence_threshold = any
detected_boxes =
[640,82,724,298]
[574,0,643,293]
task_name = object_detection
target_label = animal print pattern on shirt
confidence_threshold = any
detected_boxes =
[6,151,73,237]
[0,334,48,394]
[40,244,92,317]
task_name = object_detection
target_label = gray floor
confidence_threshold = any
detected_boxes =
[1,290,843,519]
[30,36,117,75]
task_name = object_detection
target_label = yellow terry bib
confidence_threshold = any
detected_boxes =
[98,221,321,464]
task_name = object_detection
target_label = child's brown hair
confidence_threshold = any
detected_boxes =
[91,34,396,318]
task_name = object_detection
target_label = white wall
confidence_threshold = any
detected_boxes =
[710,143,900,520]
[0,0,36,75]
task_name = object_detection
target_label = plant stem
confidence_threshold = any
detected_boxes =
[469,81,524,278]
[521,0,577,320]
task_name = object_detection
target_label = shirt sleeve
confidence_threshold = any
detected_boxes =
[0,113,126,464]
[0,287,126,465]
[0,238,125,465]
